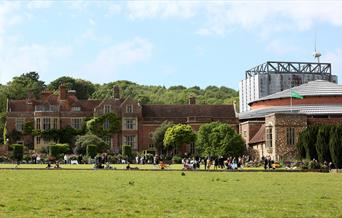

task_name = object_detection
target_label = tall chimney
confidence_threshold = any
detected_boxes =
[41,90,52,101]
[188,95,196,105]
[59,84,67,100]
[113,85,120,99]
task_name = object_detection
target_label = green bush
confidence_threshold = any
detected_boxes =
[11,144,24,161]
[86,145,97,158]
[48,143,70,159]
[107,155,118,164]
[172,155,182,164]
[0,155,9,163]
[122,144,132,158]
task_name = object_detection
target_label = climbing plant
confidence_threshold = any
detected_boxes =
[86,113,121,136]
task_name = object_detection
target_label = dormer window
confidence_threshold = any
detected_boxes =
[126,105,133,113]
[104,105,111,114]
[71,107,81,112]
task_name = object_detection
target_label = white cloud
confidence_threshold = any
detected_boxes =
[27,1,53,10]
[322,49,342,80]
[127,1,199,20]
[0,44,73,83]
[197,1,342,36]
[82,37,153,80]
[124,1,342,36]
[67,0,90,11]
[106,3,122,16]
[0,2,22,34]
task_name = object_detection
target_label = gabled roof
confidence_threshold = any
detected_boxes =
[249,124,265,144]
[249,80,342,105]
[142,104,236,118]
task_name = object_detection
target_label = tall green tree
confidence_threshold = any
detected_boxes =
[90,80,238,105]
[315,125,332,162]
[48,76,96,99]
[5,72,46,100]
[163,124,196,154]
[151,121,173,154]
[196,122,245,157]
[329,126,342,168]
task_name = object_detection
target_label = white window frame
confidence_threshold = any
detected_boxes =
[124,135,137,148]
[71,106,81,112]
[43,118,51,130]
[16,118,24,132]
[126,105,133,113]
[35,118,41,130]
[104,105,112,114]
[71,118,83,129]
[123,117,137,130]
[53,118,58,129]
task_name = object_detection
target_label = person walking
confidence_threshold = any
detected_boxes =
[264,157,268,170]
[203,157,207,170]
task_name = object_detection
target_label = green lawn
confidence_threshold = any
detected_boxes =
[0,170,341,218]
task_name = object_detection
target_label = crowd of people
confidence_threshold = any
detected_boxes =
[181,155,250,171]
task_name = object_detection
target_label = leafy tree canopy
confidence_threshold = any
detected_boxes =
[75,133,109,155]
[5,72,46,100]
[163,124,196,151]
[151,121,174,154]
[196,122,245,157]
[48,76,96,99]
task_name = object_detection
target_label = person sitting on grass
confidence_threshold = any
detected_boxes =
[54,161,61,169]
[159,161,167,170]
[105,162,115,170]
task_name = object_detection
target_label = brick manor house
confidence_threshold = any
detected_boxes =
[5,85,238,154]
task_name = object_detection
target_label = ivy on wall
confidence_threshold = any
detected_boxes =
[11,113,120,146]
[86,113,121,136]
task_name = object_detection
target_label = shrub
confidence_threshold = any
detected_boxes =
[11,144,24,161]
[86,145,97,158]
[107,155,119,164]
[23,154,31,163]
[49,144,70,160]
[122,144,132,158]
[0,155,9,163]
[172,155,182,164]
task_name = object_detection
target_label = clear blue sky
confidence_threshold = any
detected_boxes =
[0,1,342,90]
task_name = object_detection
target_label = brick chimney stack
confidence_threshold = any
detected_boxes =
[188,95,196,105]
[41,90,53,101]
[113,85,120,99]
[59,84,67,100]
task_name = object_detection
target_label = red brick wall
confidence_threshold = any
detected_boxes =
[251,96,342,110]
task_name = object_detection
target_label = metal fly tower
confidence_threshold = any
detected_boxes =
[239,61,337,112]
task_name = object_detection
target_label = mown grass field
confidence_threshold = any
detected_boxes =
[0,170,341,218]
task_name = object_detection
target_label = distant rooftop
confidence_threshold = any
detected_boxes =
[249,80,342,104]
[239,104,342,120]
[245,61,331,78]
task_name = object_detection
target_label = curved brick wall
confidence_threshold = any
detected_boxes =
[250,95,342,110]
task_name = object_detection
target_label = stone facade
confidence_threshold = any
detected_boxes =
[265,113,307,160]
[239,120,263,147]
